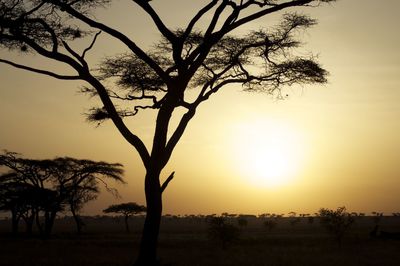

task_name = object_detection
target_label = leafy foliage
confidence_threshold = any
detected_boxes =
[103,202,146,216]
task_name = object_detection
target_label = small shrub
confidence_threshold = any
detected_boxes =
[237,217,248,228]
[371,212,383,225]
[263,219,277,231]
[318,206,355,246]
[288,212,301,227]
[207,216,240,249]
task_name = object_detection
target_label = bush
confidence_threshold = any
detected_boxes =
[318,206,355,246]
[207,216,240,249]
[237,217,248,228]
[263,219,277,231]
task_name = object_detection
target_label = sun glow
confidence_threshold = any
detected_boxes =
[231,119,306,188]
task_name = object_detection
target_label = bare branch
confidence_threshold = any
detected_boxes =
[62,40,88,69]
[82,31,101,59]
[132,0,176,43]
[0,59,80,80]
[224,0,315,34]
[164,108,196,165]
[183,0,219,40]
[82,75,151,166]
[161,171,175,193]
[54,1,169,82]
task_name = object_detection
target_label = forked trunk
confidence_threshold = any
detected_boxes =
[134,170,162,266]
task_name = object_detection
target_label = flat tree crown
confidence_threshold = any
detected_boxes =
[0,0,332,125]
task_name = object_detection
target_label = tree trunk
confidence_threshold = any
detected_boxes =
[11,209,19,235]
[23,209,35,235]
[24,215,34,235]
[71,205,83,234]
[125,215,130,233]
[134,170,162,266]
[35,210,43,235]
[44,210,57,237]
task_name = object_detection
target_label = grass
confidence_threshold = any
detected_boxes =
[0,216,399,266]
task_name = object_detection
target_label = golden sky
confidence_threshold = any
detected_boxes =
[1,0,400,215]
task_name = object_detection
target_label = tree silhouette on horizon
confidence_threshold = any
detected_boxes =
[0,1,334,265]
[103,202,146,233]
[0,151,125,236]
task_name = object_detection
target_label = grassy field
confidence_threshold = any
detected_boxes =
[1,216,399,266]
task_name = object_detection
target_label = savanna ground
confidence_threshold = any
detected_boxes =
[1,215,399,266]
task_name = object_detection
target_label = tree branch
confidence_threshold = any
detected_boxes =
[83,75,151,167]
[164,108,196,165]
[56,2,169,82]
[132,0,176,43]
[161,171,175,193]
[204,0,229,38]
[224,0,314,34]
[0,59,81,80]
[183,0,219,40]
[82,31,101,59]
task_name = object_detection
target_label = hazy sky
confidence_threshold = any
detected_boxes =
[1,0,400,215]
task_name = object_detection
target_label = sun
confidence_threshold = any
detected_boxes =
[230,119,306,188]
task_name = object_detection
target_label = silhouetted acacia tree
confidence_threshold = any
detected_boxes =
[0,173,30,234]
[103,202,146,232]
[0,151,60,235]
[0,1,335,264]
[51,157,125,234]
[0,151,124,235]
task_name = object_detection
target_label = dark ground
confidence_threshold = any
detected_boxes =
[1,215,399,266]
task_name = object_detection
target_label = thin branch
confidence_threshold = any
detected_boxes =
[132,0,176,43]
[224,0,314,34]
[56,2,169,82]
[0,59,81,80]
[83,75,151,167]
[82,31,101,59]
[62,40,88,69]
[161,171,175,193]
[205,0,229,37]
[183,0,219,40]
[164,108,196,165]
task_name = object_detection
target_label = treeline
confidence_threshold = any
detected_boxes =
[0,151,125,237]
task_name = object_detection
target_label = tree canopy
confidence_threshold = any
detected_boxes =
[0,150,125,235]
[103,202,146,232]
[0,0,335,264]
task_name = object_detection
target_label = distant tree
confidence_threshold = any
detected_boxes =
[288,211,300,227]
[0,151,124,236]
[0,152,61,236]
[237,216,248,228]
[103,202,146,232]
[263,219,278,231]
[0,0,335,264]
[207,216,240,249]
[318,206,355,246]
[260,213,278,231]
[51,157,125,234]
[0,173,31,234]
[371,212,384,225]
